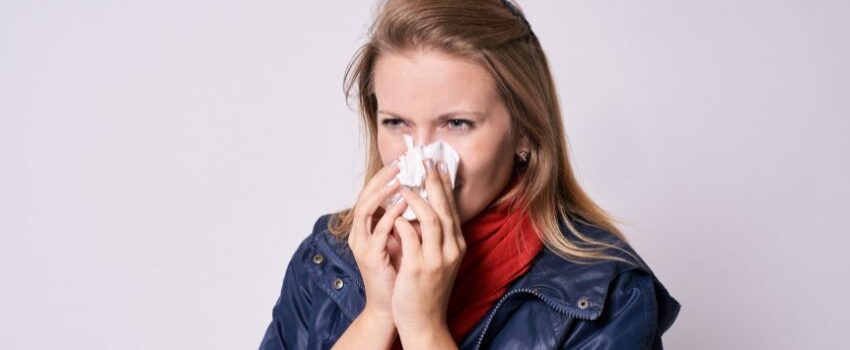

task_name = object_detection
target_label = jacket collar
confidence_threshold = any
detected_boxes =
[307,213,648,322]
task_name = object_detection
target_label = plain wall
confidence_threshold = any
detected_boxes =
[1,0,848,349]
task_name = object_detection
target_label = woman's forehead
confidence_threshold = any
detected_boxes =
[373,51,499,116]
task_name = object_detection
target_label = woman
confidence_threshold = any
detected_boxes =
[260,0,680,349]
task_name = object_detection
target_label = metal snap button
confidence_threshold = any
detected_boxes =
[332,278,344,290]
[577,297,590,310]
[312,254,324,264]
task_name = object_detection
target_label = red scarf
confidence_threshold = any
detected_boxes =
[390,174,543,348]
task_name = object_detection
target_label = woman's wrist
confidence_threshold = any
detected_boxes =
[397,319,457,350]
[360,304,396,329]
[332,305,397,350]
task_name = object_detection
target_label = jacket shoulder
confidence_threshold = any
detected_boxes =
[529,216,680,328]
[305,212,358,263]
[557,267,680,349]
[281,212,344,283]
[604,266,680,333]
[566,217,680,327]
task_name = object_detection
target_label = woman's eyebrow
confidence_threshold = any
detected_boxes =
[377,109,486,121]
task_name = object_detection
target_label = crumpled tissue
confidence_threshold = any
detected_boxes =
[386,134,460,220]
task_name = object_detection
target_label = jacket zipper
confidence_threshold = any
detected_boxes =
[473,288,595,350]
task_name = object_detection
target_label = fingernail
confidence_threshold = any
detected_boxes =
[438,161,448,174]
[386,178,398,187]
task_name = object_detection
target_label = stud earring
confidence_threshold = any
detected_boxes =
[518,150,530,162]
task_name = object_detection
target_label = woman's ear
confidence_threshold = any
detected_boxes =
[514,134,532,163]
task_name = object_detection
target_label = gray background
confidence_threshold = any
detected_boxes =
[1,0,848,349]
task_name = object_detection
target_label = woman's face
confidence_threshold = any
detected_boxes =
[373,49,524,223]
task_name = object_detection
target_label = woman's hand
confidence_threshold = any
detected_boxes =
[391,159,466,349]
[348,163,408,324]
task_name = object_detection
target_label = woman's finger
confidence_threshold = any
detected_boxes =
[356,163,401,221]
[422,159,458,260]
[437,161,466,257]
[371,199,408,252]
[363,160,400,194]
[354,180,400,244]
[399,185,443,261]
[351,163,400,248]
[422,159,453,230]
[394,216,422,262]
[437,161,465,250]
[354,168,401,234]
[437,160,460,224]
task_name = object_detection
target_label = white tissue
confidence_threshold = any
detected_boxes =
[386,134,460,220]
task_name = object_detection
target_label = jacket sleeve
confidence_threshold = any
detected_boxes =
[562,270,668,350]
[259,236,314,350]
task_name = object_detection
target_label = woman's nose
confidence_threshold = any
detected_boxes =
[410,131,435,146]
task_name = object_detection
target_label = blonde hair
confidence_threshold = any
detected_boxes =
[329,0,637,265]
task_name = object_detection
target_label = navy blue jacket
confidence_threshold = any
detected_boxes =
[259,213,681,349]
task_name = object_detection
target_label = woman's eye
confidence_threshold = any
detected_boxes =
[381,118,406,128]
[380,118,474,132]
[447,119,474,131]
